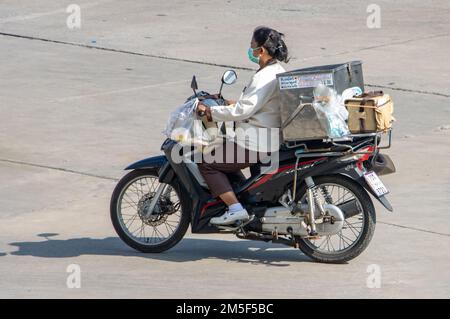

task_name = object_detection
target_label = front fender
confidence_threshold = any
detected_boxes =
[125,155,167,170]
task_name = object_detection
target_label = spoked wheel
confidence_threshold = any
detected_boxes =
[110,169,190,253]
[295,175,376,263]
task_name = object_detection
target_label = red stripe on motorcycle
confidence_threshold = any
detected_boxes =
[200,200,223,216]
[245,158,325,191]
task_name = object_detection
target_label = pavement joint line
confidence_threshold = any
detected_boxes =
[302,32,450,60]
[1,31,449,99]
[0,32,255,71]
[365,84,450,98]
[378,221,450,237]
[54,75,217,102]
[355,32,450,52]
[1,158,449,238]
[0,158,118,181]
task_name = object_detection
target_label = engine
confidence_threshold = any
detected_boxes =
[260,205,345,237]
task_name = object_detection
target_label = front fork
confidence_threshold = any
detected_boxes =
[144,183,169,218]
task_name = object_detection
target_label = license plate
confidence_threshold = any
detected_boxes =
[364,171,389,196]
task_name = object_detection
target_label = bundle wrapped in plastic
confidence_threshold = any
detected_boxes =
[162,98,219,148]
[313,84,350,138]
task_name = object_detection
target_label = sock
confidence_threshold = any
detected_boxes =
[228,203,243,213]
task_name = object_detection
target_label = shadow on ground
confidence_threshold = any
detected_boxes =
[5,234,311,266]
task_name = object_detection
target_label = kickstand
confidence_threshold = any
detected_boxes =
[287,228,299,248]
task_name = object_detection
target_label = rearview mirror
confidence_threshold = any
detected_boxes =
[191,75,198,97]
[221,70,237,85]
[191,75,198,91]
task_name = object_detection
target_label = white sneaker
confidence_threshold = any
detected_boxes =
[210,209,250,225]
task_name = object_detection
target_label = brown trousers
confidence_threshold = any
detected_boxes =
[197,141,265,197]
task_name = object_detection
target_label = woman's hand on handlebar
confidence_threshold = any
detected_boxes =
[198,93,221,101]
[196,103,208,117]
[197,93,236,106]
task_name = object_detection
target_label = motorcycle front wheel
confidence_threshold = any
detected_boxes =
[295,175,376,263]
[110,169,190,253]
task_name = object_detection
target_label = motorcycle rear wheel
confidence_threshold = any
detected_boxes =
[295,175,376,263]
[110,169,190,253]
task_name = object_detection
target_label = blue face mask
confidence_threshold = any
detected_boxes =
[247,47,261,64]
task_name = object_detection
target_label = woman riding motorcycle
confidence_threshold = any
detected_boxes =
[196,26,289,225]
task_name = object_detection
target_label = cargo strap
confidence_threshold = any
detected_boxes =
[357,90,384,99]
[357,108,367,132]
[359,114,366,131]
[355,91,388,107]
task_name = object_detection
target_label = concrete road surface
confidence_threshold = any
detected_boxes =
[0,0,449,298]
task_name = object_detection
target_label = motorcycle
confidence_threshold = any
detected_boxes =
[110,70,396,263]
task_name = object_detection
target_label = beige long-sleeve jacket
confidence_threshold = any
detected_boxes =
[209,62,286,153]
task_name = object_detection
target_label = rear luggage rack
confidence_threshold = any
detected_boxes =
[283,129,392,153]
[288,129,392,202]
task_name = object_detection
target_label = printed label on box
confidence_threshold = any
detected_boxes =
[279,73,334,90]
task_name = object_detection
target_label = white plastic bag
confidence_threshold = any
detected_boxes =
[341,86,363,102]
[162,98,220,148]
[162,98,197,143]
[313,84,350,138]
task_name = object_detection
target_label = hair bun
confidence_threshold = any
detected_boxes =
[252,26,290,63]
